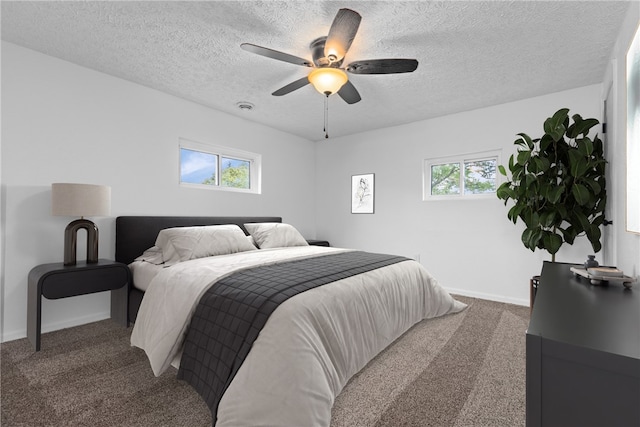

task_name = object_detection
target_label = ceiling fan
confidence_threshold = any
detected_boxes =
[240,8,419,105]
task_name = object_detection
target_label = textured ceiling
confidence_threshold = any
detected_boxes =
[1,1,631,141]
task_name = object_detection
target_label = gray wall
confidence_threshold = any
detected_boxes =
[1,42,317,341]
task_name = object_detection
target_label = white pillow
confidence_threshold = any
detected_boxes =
[134,245,165,265]
[155,224,256,266]
[244,223,309,249]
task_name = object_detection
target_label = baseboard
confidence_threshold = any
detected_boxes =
[1,311,110,343]
[444,287,529,307]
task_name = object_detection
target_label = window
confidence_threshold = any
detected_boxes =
[179,138,261,193]
[424,150,500,200]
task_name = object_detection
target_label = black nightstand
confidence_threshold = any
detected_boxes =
[306,240,330,247]
[27,259,130,351]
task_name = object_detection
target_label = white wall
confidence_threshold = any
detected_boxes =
[315,85,604,305]
[1,42,317,341]
[603,2,640,279]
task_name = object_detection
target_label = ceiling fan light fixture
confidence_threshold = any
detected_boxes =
[308,68,348,95]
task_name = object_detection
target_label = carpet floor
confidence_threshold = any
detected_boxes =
[1,296,529,426]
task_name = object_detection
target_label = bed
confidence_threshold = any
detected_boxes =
[115,215,466,426]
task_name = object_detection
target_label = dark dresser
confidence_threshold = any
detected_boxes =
[526,261,640,426]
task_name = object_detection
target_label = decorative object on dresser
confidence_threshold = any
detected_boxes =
[51,183,111,265]
[27,259,130,351]
[527,261,640,426]
[496,108,607,262]
[570,265,635,288]
[583,254,599,268]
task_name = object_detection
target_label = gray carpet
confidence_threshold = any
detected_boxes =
[1,296,529,426]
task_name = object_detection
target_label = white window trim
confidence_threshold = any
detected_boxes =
[179,138,262,194]
[423,149,502,201]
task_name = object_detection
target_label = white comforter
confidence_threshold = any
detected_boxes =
[131,246,466,426]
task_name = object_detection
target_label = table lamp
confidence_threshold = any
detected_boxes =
[51,183,111,266]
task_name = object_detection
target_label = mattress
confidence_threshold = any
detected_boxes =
[131,245,466,425]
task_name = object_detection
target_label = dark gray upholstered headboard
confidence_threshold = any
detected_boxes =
[115,216,282,266]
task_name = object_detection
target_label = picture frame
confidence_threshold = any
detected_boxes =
[351,173,375,214]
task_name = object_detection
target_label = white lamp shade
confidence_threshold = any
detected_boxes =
[51,183,111,217]
[308,68,348,95]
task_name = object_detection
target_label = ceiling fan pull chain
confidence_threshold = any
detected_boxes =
[324,93,329,139]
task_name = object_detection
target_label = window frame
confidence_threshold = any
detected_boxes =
[179,138,262,194]
[423,150,501,201]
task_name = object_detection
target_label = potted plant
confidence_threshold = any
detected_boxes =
[496,108,607,262]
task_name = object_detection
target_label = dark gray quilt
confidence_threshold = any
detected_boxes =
[176,250,409,421]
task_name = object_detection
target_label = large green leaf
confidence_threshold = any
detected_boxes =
[583,197,597,211]
[533,157,545,174]
[538,156,550,172]
[546,185,564,204]
[566,114,581,138]
[517,133,534,149]
[573,210,591,232]
[512,167,523,181]
[556,204,568,219]
[539,134,554,152]
[593,135,604,155]
[525,173,537,189]
[508,204,524,224]
[543,232,563,255]
[498,164,507,176]
[529,227,544,249]
[568,150,589,177]
[586,225,602,252]
[496,182,515,201]
[540,211,556,227]
[521,228,535,251]
[592,214,605,227]
[576,137,594,156]
[572,183,590,205]
[583,178,601,195]
[561,225,578,244]
[571,116,599,138]
[524,208,540,228]
[517,150,531,166]
[544,108,569,142]
[531,211,540,227]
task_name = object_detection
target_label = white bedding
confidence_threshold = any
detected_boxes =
[128,260,164,291]
[131,246,466,426]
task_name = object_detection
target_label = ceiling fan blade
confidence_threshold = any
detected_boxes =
[338,80,361,104]
[324,8,361,62]
[346,59,419,74]
[272,76,311,96]
[241,43,313,67]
